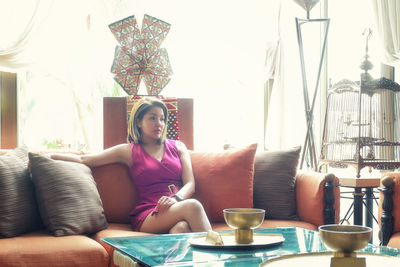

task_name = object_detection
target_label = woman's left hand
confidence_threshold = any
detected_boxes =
[156,196,178,213]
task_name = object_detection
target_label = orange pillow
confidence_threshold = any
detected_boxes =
[190,144,257,222]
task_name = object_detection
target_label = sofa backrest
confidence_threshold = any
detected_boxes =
[92,145,257,225]
[2,148,136,225]
[92,163,136,224]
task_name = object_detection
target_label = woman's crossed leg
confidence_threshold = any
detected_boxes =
[140,199,212,234]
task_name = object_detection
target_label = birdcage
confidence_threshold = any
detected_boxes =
[319,77,400,177]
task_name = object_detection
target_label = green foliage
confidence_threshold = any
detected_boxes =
[41,138,65,150]
[112,82,125,97]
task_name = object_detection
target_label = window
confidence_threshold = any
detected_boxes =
[328,0,380,84]
[14,1,270,152]
[327,0,385,178]
[3,1,390,154]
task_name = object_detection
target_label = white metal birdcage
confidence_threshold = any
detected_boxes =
[320,77,400,176]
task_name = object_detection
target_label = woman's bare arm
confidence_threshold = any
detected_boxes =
[175,141,195,199]
[51,143,132,168]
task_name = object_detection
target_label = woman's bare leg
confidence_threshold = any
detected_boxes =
[169,221,191,234]
[140,199,211,233]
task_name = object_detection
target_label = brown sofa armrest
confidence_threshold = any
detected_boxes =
[295,171,340,227]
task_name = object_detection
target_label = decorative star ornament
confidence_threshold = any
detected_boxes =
[109,14,173,95]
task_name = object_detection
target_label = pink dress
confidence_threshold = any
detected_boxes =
[129,139,183,231]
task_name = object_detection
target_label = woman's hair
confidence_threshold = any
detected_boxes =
[127,97,168,144]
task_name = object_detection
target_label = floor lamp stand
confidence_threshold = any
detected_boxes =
[296,17,330,171]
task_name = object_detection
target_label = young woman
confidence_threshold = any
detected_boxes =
[51,97,211,234]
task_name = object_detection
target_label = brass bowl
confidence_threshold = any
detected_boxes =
[223,208,265,244]
[319,224,372,256]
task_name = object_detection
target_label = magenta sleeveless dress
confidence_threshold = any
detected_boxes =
[129,139,183,231]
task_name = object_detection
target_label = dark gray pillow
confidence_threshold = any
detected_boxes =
[0,146,43,238]
[253,146,301,220]
[29,153,108,236]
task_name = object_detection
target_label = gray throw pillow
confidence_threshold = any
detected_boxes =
[29,153,108,236]
[0,146,43,238]
[253,146,301,220]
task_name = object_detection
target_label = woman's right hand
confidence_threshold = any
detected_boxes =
[156,196,178,213]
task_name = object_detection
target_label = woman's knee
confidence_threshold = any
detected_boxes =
[183,199,206,214]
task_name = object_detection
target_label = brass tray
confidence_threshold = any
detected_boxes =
[189,233,285,249]
[260,251,400,266]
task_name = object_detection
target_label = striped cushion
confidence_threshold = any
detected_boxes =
[253,146,301,220]
[0,146,43,238]
[29,153,108,236]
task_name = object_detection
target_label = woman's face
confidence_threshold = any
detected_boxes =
[138,106,166,143]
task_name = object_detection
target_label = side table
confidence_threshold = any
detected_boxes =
[338,177,380,241]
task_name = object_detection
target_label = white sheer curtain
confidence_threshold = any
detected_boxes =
[371,0,400,66]
[264,1,285,150]
[265,0,322,151]
[3,1,119,151]
[0,0,53,71]
[2,0,272,152]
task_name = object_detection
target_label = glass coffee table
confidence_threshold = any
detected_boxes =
[102,227,399,267]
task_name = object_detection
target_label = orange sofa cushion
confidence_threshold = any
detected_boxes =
[190,144,257,222]
[387,232,400,249]
[0,230,109,267]
[93,224,152,267]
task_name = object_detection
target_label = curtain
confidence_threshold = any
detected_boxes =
[0,0,53,71]
[264,39,285,150]
[264,0,311,151]
[370,0,400,162]
[371,0,400,66]
[4,1,119,151]
[3,0,273,152]
[264,1,283,150]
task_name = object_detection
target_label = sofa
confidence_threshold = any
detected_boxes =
[0,144,340,267]
[379,173,400,249]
